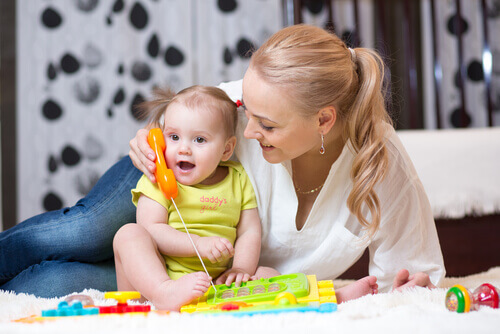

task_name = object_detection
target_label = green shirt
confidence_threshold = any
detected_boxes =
[132,161,257,280]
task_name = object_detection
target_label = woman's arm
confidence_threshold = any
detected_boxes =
[368,180,445,292]
[215,208,261,286]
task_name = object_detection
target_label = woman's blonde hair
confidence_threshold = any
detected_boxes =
[140,85,238,138]
[251,24,392,237]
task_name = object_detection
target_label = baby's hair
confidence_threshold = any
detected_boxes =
[140,85,238,138]
[251,24,392,238]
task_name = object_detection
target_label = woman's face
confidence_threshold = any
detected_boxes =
[242,67,321,164]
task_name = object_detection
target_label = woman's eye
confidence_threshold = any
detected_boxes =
[170,134,179,141]
[195,137,205,143]
[259,121,274,131]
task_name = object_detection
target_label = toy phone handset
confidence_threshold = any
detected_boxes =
[147,128,178,200]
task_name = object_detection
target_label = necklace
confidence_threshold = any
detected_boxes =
[294,182,325,195]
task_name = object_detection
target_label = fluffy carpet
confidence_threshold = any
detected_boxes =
[1,267,500,334]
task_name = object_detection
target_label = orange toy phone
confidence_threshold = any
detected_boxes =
[147,128,178,200]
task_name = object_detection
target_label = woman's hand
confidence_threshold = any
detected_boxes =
[392,269,436,291]
[129,128,157,182]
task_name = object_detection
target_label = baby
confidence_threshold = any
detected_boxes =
[113,86,261,311]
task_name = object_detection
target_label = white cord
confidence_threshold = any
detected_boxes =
[171,198,217,295]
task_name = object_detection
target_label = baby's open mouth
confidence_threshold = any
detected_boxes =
[178,161,195,170]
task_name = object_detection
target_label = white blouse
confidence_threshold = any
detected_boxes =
[219,80,445,292]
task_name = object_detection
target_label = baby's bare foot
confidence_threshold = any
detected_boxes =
[152,272,212,311]
[336,276,378,303]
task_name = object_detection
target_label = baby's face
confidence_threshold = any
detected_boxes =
[162,103,231,186]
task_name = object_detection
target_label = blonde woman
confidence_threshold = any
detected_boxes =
[130,25,445,293]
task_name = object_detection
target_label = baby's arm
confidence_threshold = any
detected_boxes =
[215,208,261,286]
[138,195,233,263]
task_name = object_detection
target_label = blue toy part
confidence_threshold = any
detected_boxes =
[197,301,337,316]
[41,301,99,317]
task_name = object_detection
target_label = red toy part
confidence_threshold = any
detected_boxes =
[216,301,249,311]
[148,128,178,200]
[98,304,151,314]
[474,283,499,309]
[101,291,151,314]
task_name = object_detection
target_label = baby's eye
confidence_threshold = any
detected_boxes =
[170,134,179,141]
[195,137,206,144]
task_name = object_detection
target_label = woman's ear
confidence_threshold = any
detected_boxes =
[221,136,237,161]
[318,106,337,134]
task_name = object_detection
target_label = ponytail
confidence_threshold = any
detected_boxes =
[345,48,392,238]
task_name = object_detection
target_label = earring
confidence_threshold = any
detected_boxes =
[319,134,325,155]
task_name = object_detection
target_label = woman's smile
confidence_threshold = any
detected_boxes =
[260,142,274,150]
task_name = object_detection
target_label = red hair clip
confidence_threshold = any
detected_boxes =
[235,100,243,108]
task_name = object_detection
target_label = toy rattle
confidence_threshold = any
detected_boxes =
[445,283,499,313]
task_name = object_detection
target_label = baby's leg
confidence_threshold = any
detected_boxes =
[252,266,281,280]
[114,223,167,303]
[335,276,378,303]
[113,224,211,311]
[151,272,212,311]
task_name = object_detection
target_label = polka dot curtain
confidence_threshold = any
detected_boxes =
[297,0,499,129]
[421,0,500,128]
[16,0,282,222]
[298,0,375,49]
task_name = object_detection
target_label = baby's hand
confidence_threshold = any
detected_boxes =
[215,268,252,287]
[195,237,234,263]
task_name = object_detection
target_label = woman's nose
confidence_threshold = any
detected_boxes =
[243,119,262,140]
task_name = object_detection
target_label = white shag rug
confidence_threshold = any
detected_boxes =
[1,267,500,334]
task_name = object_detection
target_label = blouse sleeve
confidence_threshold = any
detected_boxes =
[367,137,446,292]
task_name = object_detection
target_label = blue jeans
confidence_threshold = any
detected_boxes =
[0,156,142,297]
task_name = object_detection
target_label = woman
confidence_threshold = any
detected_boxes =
[0,25,443,297]
[131,25,444,292]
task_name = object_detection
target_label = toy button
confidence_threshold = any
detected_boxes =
[221,303,240,311]
[216,301,248,311]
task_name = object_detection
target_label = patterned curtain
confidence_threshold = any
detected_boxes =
[421,0,500,129]
[16,0,282,222]
[16,0,500,222]
[293,0,500,129]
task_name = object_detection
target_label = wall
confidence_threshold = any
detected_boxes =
[15,0,282,224]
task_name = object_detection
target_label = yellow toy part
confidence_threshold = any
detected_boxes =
[274,292,298,306]
[104,291,141,305]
